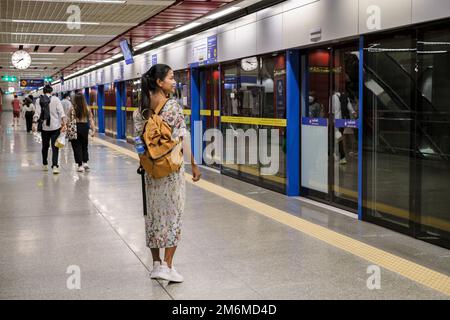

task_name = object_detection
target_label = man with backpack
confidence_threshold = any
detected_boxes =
[32,85,67,174]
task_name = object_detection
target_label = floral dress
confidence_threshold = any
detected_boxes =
[133,99,187,248]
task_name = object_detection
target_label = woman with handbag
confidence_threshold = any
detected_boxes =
[133,64,201,283]
[22,97,36,133]
[67,93,95,172]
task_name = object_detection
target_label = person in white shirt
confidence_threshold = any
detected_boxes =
[32,85,67,174]
[22,97,36,133]
[61,92,72,117]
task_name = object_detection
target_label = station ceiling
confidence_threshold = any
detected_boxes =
[0,0,238,92]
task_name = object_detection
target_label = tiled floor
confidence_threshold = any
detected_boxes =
[0,111,449,300]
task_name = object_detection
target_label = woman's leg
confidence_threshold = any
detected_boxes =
[151,248,161,262]
[71,139,82,166]
[164,247,177,268]
[80,124,89,164]
[27,113,33,132]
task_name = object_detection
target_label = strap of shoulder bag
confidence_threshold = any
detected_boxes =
[153,98,169,116]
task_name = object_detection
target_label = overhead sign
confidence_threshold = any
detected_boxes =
[207,35,217,63]
[2,75,17,82]
[20,79,44,88]
[190,35,218,67]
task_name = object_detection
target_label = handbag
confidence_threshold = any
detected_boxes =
[55,133,66,148]
[67,108,77,140]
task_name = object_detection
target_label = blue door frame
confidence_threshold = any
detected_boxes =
[286,49,301,196]
[97,85,105,134]
[190,67,202,164]
[115,81,126,140]
[84,88,90,105]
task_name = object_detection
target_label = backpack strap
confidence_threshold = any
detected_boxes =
[153,98,169,116]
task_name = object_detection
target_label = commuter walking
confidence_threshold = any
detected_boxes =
[67,93,95,172]
[32,85,67,174]
[61,93,72,117]
[22,97,35,133]
[11,95,22,127]
[133,64,201,283]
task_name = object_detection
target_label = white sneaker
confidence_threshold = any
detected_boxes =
[154,262,184,283]
[43,165,49,171]
[52,166,60,174]
[83,163,90,171]
[149,261,162,279]
[77,166,85,173]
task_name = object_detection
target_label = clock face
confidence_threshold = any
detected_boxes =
[11,50,32,70]
[241,57,258,71]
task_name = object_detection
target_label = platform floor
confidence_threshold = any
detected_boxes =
[1,111,449,300]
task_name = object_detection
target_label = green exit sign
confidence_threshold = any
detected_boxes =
[2,75,17,82]
[43,77,53,82]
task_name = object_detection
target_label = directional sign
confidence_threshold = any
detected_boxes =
[2,75,17,82]
[20,79,44,88]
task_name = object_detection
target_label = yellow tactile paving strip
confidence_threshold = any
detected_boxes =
[93,137,450,297]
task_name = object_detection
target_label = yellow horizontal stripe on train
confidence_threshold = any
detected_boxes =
[183,109,192,115]
[221,116,287,127]
[199,110,220,117]
[103,106,116,111]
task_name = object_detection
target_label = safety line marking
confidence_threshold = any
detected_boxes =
[93,136,450,297]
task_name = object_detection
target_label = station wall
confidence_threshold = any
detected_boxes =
[53,0,450,92]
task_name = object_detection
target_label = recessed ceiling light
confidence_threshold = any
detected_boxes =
[153,34,173,41]
[205,7,240,20]
[28,52,65,55]
[4,32,115,37]
[175,22,201,32]
[11,19,100,25]
[135,41,153,49]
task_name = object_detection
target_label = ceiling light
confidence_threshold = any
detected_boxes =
[30,58,58,61]
[153,34,173,41]
[29,52,65,55]
[205,7,240,20]
[175,22,201,32]
[5,32,115,38]
[10,19,100,25]
[102,58,113,63]
[135,41,153,49]
[74,0,126,3]
[20,0,126,3]
[111,53,123,59]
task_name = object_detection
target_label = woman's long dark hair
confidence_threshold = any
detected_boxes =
[140,64,172,119]
[23,97,32,107]
[73,93,88,120]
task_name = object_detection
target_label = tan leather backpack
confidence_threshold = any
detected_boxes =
[139,99,183,179]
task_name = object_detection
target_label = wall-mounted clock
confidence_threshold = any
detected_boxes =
[241,56,258,71]
[11,50,32,70]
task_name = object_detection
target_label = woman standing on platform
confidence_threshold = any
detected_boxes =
[133,64,201,283]
[22,97,35,133]
[68,93,95,172]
